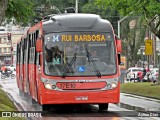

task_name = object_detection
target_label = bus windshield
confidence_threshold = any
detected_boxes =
[44,32,116,77]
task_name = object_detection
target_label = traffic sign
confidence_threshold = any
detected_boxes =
[145,40,153,55]
[120,56,127,70]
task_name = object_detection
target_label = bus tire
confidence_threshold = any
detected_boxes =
[28,95,37,105]
[99,103,109,111]
[19,89,24,97]
[42,105,50,111]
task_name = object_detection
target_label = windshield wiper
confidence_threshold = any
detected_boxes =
[69,53,77,67]
[62,49,77,78]
[86,46,101,78]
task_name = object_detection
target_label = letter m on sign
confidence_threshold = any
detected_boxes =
[53,35,59,42]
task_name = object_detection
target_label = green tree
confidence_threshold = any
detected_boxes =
[121,17,146,67]
[0,0,35,26]
[32,0,90,23]
[96,0,160,84]
[81,0,119,34]
[96,0,160,38]
[32,0,76,22]
[0,0,8,25]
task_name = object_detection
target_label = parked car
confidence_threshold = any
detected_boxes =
[126,67,143,81]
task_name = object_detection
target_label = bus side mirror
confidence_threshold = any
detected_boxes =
[36,37,42,52]
[116,40,122,53]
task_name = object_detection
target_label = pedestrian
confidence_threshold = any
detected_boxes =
[1,65,6,73]
[142,68,146,81]
[137,71,143,82]
[146,67,151,82]
[1,65,8,77]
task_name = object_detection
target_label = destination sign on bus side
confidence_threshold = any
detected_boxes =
[52,34,107,42]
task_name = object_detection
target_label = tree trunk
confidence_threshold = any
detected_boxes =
[147,15,160,39]
[0,0,8,25]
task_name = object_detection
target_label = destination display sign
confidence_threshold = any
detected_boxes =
[49,33,111,42]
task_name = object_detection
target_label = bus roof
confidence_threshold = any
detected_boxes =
[43,13,113,34]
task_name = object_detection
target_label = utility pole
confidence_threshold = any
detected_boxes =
[118,12,133,38]
[10,34,13,65]
[75,0,78,13]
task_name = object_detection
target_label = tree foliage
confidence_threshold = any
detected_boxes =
[0,0,35,26]
[96,0,160,84]
[96,0,160,39]
[121,17,146,67]
[81,0,119,34]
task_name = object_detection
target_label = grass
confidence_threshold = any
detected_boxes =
[121,82,160,99]
[0,88,25,120]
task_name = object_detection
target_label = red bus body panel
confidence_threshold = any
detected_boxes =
[16,64,20,89]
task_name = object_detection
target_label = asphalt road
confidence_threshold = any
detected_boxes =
[0,73,159,120]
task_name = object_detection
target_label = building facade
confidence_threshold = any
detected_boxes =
[0,25,29,66]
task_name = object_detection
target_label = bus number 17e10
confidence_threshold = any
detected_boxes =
[57,82,76,89]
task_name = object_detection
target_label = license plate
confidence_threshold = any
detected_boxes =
[57,83,76,89]
[75,96,88,100]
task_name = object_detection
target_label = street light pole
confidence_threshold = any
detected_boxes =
[118,12,133,38]
[10,36,13,65]
[75,0,78,13]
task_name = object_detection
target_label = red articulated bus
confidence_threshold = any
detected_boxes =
[16,13,122,111]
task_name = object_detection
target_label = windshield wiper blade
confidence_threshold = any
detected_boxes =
[61,65,68,78]
[86,47,101,78]
[69,52,77,67]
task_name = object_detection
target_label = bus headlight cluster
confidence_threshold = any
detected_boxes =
[106,82,117,89]
[104,78,119,90]
[44,83,56,90]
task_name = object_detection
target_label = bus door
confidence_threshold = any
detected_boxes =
[35,52,41,102]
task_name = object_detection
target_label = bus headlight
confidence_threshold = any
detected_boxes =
[45,83,52,90]
[111,83,117,88]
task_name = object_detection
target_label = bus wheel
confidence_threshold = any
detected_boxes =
[42,105,50,111]
[19,89,24,97]
[99,103,109,111]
